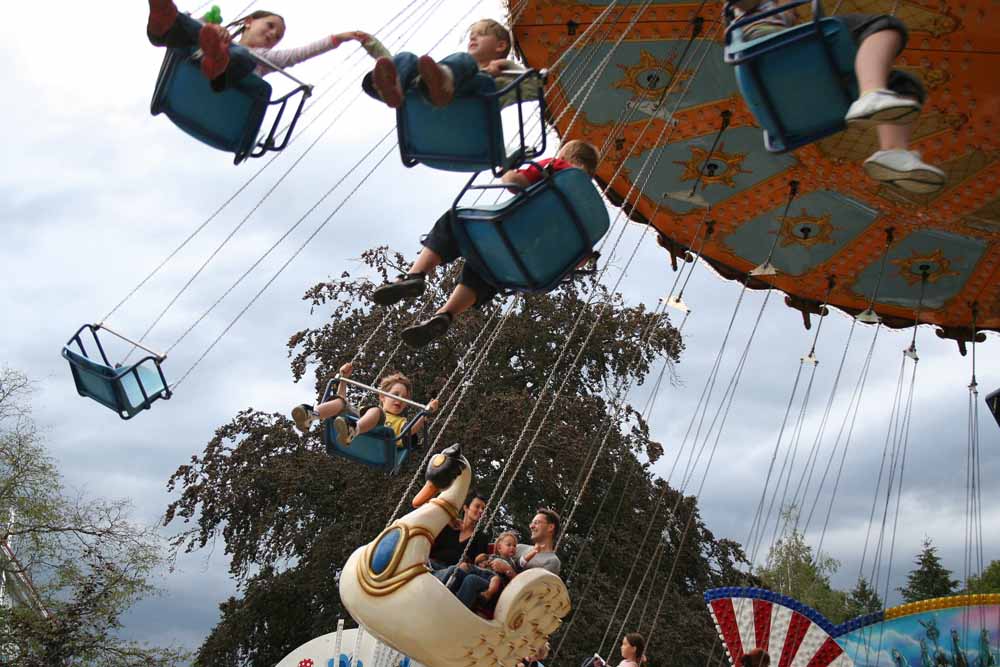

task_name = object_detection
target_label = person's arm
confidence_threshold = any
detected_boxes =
[336,362,353,400]
[410,398,439,434]
[501,170,533,189]
[254,31,370,71]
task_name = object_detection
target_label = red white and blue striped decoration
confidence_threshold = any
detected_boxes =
[705,589,854,667]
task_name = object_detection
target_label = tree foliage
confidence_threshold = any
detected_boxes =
[967,560,1000,594]
[845,577,884,618]
[898,538,959,603]
[164,248,750,667]
[756,511,849,624]
[0,368,188,666]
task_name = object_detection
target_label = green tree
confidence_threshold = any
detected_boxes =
[0,368,188,666]
[898,538,959,603]
[845,577,884,618]
[756,511,849,623]
[164,248,749,666]
[966,560,1000,594]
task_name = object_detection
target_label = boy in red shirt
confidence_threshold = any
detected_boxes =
[372,140,600,348]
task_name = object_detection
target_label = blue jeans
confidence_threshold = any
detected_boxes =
[362,51,495,102]
[148,13,257,88]
[433,565,490,609]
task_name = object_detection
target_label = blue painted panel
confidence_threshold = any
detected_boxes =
[622,126,796,214]
[556,40,735,125]
[724,190,879,276]
[852,229,986,310]
[371,527,402,575]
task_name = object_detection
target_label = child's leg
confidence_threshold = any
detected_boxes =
[363,53,419,108]
[855,29,903,94]
[354,406,384,436]
[439,284,478,318]
[315,396,349,421]
[212,45,258,91]
[372,211,458,306]
[480,575,503,601]
[148,2,200,46]
[844,17,921,128]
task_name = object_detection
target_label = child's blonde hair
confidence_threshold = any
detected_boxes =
[495,530,519,546]
[471,19,512,58]
[559,140,600,177]
[379,372,413,398]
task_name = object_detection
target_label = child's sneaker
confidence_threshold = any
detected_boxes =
[199,24,231,81]
[372,273,426,306]
[417,55,455,107]
[291,404,318,434]
[148,0,179,38]
[372,57,404,109]
[863,149,946,194]
[401,312,452,348]
[333,416,356,445]
[845,90,921,128]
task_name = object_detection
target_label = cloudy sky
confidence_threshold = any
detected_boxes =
[2,0,997,658]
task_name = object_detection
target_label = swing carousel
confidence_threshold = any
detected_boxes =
[56,1,1000,666]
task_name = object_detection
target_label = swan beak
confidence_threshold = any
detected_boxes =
[412,481,439,508]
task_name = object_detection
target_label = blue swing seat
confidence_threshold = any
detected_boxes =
[397,69,546,176]
[62,324,170,420]
[451,166,610,292]
[986,388,1000,429]
[151,47,311,164]
[319,380,425,475]
[724,0,859,153]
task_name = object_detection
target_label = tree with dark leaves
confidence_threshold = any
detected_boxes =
[164,248,748,667]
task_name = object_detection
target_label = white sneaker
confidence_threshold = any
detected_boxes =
[291,404,318,434]
[863,149,946,194]
[846,89,921,127]
[333,416,356,445]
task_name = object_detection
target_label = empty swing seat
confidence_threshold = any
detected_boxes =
[397,69,546,175]
[451,167,610,292]
[319,380,424,475]
[986,388,1000,428]
[151,47,310,164]
[724,0,859,153]
[62,324,171,420]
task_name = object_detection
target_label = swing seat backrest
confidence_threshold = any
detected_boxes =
[724,0,858,153]
[397,70,545,175]
[986,388,1000,428]
[452,167,610,292]
[62,325,170,420]
[323,414,412,475]
[151,47,272,164]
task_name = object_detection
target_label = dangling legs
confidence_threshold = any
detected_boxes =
[372,211,456,306]
[353,406,384,436]
[292,396,349,434]
[419,52,483,107]
[363,53,420,108]
[840,16,944,193]
[402,268,495,348]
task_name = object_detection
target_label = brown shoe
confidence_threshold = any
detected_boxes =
[147,0,179,38]
[199,24,231,81]
[417,55,455,107]
[372,57,404,109]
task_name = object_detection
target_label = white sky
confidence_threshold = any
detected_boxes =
[1,0,997,656]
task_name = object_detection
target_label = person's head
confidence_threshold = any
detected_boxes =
[742,649,770,667]
[467,19,511,62]
[529,508,560,546]
[557,140,599,177]
[495,531,519,558]
[621,633,645,662]
[463,490,488,523]
[231,10,286,49]
[378,372,413,416]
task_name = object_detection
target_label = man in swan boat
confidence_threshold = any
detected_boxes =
[443,508,562,609]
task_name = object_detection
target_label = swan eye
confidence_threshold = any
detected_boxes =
[371,527,402,575]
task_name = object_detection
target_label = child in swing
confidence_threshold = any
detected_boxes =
[729,1,945,193]
[472,531,524,604]
[291,362,438,445]
[371,139,601,348]
[362,19,541,109]
[146,0,382,89]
